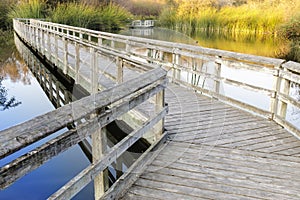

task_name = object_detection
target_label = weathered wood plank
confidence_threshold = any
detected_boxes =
[133,177,258,200]
[168,142,300,163]
[100,131,169,200]
[150,156,300,191]
[258,140,300,153]
[144,166,299,198]
[157,147,300,177]
[48,107,168,200]
[196,128,287,146]
[121,192,161,200]
[0,73,167,189]
[140,171,299,200]
[154,153,300,182]
[123,185,202,200]
[0,67,167,159]
[221,132,294,149]
[279,70,300,86]
[167,117,270,138]
[283,61,300,75]
[274,146,300,156]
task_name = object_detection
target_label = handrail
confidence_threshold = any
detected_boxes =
[0,67,168,197]
[9,17,300,199]
[13,19,300,136]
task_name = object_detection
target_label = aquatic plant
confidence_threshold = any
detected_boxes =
[50,2,131,31]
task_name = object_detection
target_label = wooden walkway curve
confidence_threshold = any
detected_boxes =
[8,19,300,199]
[122,84,300,200]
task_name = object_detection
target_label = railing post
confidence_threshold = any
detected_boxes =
[125,41,131,53]
[63,37,68,74]
[159,51,164,61]
[215,57,222,94]
[34,26,38,50]
[111,39,115,48]
[37,26,41,52]
[92,126,108,199]
[79,32,83,41]
[75,42,80,83]
[270,67,280,119]
[29,25,32,46]
[117,57,123,84]
[41,29,45,55]
[154,88,165,140]
[55,34,58,67]
[91,48,98,93]
[146,48,152,61]
[278,67,291,119]
[172,49,181,82]
[98,34,103,46]
[47,29,51,59]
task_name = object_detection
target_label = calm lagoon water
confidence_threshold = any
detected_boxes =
[120,27,287,58]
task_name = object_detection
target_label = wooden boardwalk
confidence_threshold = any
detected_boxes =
[121,84,300,200]
[11,19,300,199]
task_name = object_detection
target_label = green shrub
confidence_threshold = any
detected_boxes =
[50,2,131,31]
[280,14,300,62]
[50,2,99,29]
[97,4,132,31]
[0,0,13,30]
[8,0,47,20]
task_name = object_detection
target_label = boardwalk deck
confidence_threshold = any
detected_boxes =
[121,84,300,200]
[11,19,300,199]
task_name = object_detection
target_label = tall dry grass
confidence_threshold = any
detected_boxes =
[159,0,299,35]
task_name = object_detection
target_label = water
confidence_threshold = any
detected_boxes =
[120,27,287,58]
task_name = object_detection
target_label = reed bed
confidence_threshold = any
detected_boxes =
[159,1,299,35]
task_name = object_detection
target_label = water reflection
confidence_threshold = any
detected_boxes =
[120,27,288,58]
[191,30,287,57]
[120,27,197,45]
[287,83,300,128]
[0,53,31,84]
[0,77,21,110]
[0,42,31,111]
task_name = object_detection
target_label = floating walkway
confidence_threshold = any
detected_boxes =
[3,19,300,199]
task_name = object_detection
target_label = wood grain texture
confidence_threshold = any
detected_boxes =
[122,84,300,200]
[11,19,300,199]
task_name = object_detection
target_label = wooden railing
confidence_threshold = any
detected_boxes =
[14,18,300,138]
[13,18,158,94]
[130,20,155,28]
[0,67,168,199]
[2,19,169,200]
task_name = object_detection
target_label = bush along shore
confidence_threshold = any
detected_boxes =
[4,0,132,32]
[158,0,300,62]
